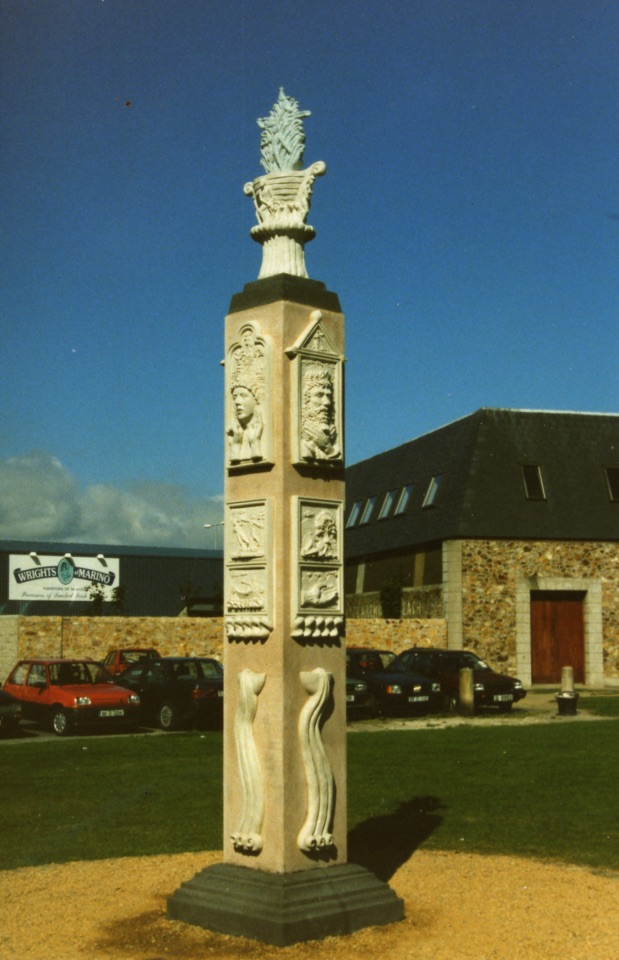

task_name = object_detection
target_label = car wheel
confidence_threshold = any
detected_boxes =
[158,701,178,731]
[51,708,72,736]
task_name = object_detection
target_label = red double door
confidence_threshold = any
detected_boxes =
[530,591,585,684]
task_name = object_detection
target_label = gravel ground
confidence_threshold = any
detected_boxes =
[3,692,617,959]
[2,849,618,960]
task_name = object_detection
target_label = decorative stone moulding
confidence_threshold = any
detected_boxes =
[244,164,326,280]
[225,616,272,641]
[291,497,344,641]
[286,311,344,467]
[291,614,344,641]
[297,668,335,854]
[231,669,266,855]
[225,499,273,642]
[225,322,272,469]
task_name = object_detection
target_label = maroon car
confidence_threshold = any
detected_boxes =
[102,647,160,677]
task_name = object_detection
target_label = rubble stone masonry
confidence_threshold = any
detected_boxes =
[458,539,619,681]
[0,615,447,682]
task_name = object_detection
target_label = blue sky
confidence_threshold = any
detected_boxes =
[1,0,618,547]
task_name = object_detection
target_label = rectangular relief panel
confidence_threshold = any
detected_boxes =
[291,497,344,641]
[286,313,344,467]
[225,321,273,469]
[225,499,273,641]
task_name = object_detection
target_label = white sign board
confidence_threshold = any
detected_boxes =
[9,554,121,603]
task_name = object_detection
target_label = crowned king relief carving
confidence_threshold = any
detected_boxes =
[226,323,271,467]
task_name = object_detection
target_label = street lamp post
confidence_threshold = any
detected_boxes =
[204,521,224,551]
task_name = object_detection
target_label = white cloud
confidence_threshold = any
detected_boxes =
[0,452,223,548]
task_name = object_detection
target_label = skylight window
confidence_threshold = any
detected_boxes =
[521,464,546,500]
[359,496,378,525]
[393,484,413,516]
[422,474,443,508]
[605,467,619,502]
[378,489,397,520]
[345,501,363,528]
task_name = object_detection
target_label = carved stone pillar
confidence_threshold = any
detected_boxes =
[168,92,403,947]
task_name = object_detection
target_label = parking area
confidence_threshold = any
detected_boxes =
[348,688,619,731]
[2,688,617,743]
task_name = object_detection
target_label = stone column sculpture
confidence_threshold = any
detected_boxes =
[168,91,404,946]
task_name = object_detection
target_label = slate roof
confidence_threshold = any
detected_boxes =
[344,408,619,558]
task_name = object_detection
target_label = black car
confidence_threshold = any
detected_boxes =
[391,648,527,712]
[346,647,442,717]
[345,676,376,720]
[0,689,22,737]
[116,656,224,730]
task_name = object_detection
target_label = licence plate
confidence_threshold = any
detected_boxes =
[346,695,355,702]
[408,695,429,703]
[494,694,513,702]
[218,691,224,697]
[99,709,125,717]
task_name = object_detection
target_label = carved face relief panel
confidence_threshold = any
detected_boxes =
[292,498,344,640]
[225,499,273,641]
[300,503,339,561]
[286,312,343,467]
[226,323,272,468]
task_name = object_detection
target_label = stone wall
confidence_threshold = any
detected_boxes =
[0,615,447,680]
[459,539,619,680]
[345,617,447,654]
[0,616,19,684]
[0,617,225,681]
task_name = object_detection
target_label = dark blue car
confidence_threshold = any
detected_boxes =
[346,647,442,717]
[116,656,223,730]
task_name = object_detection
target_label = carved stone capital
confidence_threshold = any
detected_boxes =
[244,164,326,280]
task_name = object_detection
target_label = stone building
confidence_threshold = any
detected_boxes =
[344,408,619,686]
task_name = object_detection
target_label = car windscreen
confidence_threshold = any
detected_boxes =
[445,652,489,671]
[50,661,113,685]
[198,659,223,679]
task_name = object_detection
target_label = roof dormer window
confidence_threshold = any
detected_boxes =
[359,496,378,525]
[393,484,413,516]
[422,474,443,508]
[605,466,619,502]
[345,501,363,528]
[522,464,546,500]
[378,489,397,520]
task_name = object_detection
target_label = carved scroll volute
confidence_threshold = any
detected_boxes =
[297,668,335,853]
[231,669,266,855]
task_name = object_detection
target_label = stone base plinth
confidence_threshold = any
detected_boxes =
[167,862,404,946]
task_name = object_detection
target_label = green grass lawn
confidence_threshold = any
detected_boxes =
[1,721,618,874]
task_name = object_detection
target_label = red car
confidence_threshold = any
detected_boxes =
[3,658,141,736]
[102,647,160,677]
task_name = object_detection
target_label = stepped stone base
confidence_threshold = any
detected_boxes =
[167,862,405,947]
